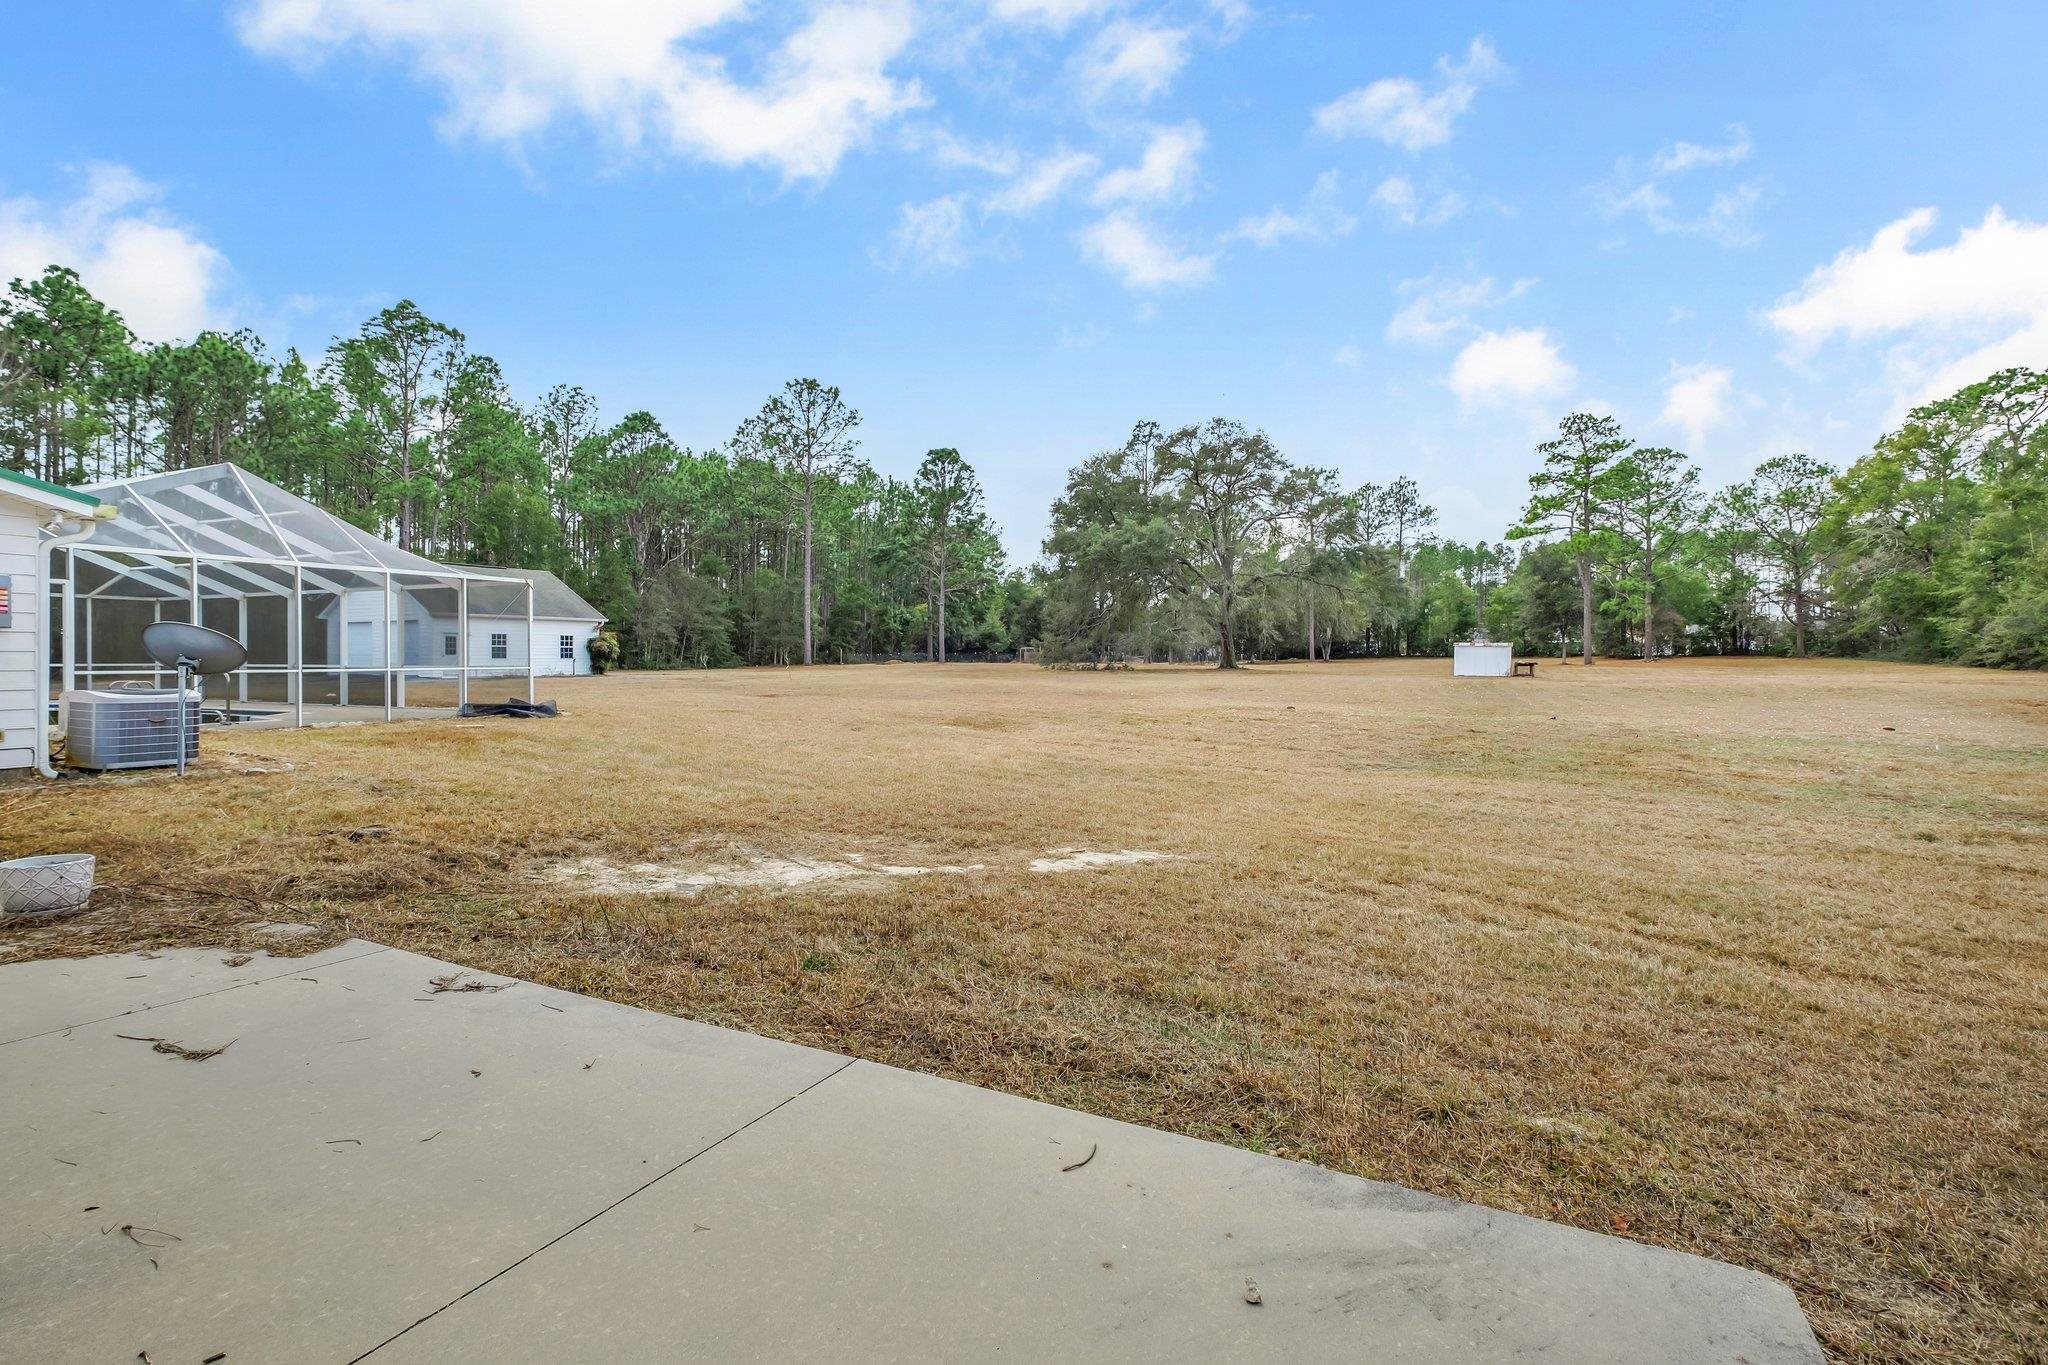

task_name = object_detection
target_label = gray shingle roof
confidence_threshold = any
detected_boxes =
[445,565,606,622]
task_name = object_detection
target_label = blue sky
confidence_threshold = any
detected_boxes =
[5,1,2046,562]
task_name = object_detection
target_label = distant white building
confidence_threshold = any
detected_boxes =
[1452,641,1513,677]
[321,567,605,679]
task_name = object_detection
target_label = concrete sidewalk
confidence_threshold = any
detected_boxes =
[0,941,1822,1363]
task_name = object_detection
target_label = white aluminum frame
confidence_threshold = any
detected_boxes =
[45,464,539,726]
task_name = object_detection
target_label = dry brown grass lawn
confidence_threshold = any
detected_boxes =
[7,657,2045,1361]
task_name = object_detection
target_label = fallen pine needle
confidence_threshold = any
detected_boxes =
[1062,1143,1098,1173]
[120,1224,181,1249]
[427,973,510,994]
[115,1035,235,1062]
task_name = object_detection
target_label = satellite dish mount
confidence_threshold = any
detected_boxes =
[139,622,249,777]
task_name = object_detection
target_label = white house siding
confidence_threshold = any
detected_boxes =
[0,501,46,771]
[465,619,598,677]
[544,621,600,678]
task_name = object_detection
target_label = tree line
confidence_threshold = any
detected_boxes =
[0,266,1028,667]
[1505,368,2045,669]
[4,261,2041,670]
[1036,419,1446,665]
[1033,371,2045,670]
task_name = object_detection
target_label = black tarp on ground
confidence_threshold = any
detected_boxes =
[459,698,559,718]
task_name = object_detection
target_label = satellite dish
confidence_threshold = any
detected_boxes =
[140,622,248,777]
[142,621,248,675]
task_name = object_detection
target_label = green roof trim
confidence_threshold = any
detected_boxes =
[0,466,101,508]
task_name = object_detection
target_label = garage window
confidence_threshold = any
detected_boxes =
[490,632,508,661]
[560,634,575,660]
[443,633,458,657]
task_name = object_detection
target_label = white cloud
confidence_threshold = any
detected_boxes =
[1313,37,1504,152]
[877,194,971,272]
[1649,125,1753,176]
[1603,125,1761,245]
[1765,206,2048,407]
[987,0,1119,28]
[906,125,1019,175]
[1332,341,1365,368]
[900,134,1095,217]
[984,146,1098,215]
[1386,274,1532,345]
[0,164,229,343]
[1608,181,1762,246]
[1208,0,1253,27]
[1077,21,1189,102]
[1077,210,1213,288]
[1091,122,1204,205]
[1232,171,1355,247]
[880,141,1095,266]
[1906,318,2048,409]
[1369,175,1463,229]
[235,0,925,182]
[1659,362,1735,448]
[1767,207,2048,342]
[1696,184,1762,242]
[1449,327,1574,406]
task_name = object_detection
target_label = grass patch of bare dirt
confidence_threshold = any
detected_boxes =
[7,657,2046,1361]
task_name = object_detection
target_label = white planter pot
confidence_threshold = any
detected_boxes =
[0,854,97,916]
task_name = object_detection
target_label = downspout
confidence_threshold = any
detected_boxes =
[36,505,116,778]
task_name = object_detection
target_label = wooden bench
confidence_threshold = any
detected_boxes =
[1512,659,1539,677]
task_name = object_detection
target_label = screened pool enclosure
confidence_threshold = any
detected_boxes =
[45,463,540,723]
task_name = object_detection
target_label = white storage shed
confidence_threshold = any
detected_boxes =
[1452,641,1514,677]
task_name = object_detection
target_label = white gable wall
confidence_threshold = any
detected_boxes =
[0,501,43,770]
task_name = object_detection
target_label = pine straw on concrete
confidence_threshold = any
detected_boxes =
[7,658,2045,1362]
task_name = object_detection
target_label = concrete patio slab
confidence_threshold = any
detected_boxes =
[0,938,389,1045]
[382,1059,1819,1365]
[0,943,1822,1363]
[0,945,846,1363]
